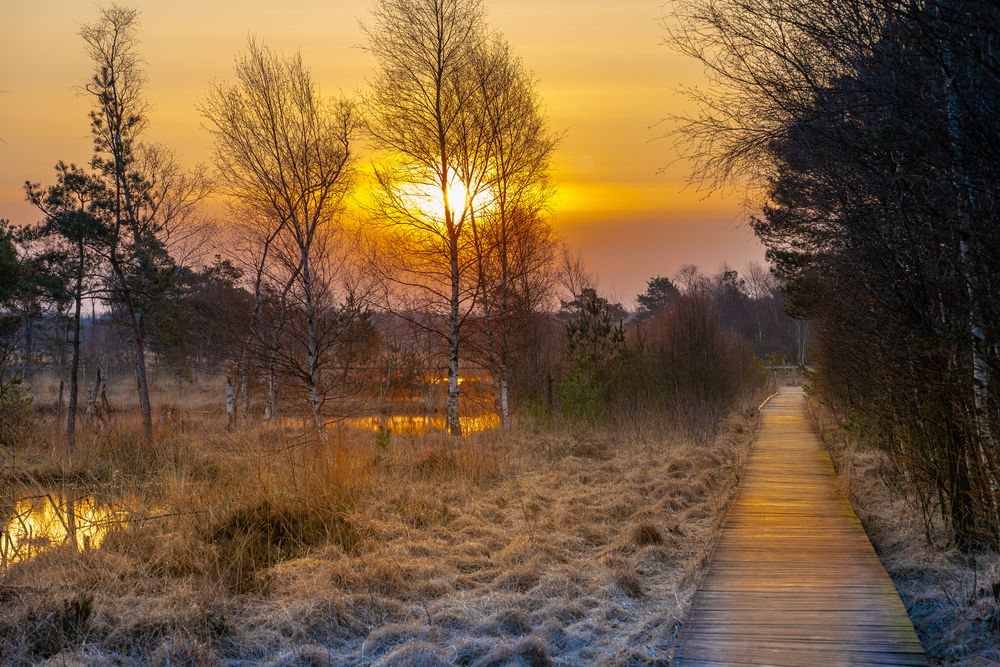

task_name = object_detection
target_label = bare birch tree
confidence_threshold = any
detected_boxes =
[364,0,488,435]
[201,39,356,435]
[469,38,558,427]
[225,205,291,428]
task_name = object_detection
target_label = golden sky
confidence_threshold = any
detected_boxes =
[0,0,762,304]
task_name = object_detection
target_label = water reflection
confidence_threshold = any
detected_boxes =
[275,412,500,435]
[344,413,499,435]
[1,493,128,569]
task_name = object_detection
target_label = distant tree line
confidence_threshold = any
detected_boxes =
[671,0,1000,550]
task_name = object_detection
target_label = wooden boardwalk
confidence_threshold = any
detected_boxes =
[675,387,927,666]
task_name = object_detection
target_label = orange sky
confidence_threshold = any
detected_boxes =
[0,0,762,305]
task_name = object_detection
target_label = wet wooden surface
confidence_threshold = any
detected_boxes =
[675,386,927,666]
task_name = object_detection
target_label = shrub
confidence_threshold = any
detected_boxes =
[559,290,625,424]
[0,382,33,449]
[558,367,607,424]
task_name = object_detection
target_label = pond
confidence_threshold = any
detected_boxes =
[343,412,499,436]
[1,492,129,570]
[275,412,501,435]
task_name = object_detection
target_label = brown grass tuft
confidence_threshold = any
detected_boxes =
[376,640,450,666]
[631,521,664,546]
[471,636,554,667]
[567,434,611,461]
[613,569,645,599]
[0,592,93,661]
[206,499,356,592]
[481,609,533,637]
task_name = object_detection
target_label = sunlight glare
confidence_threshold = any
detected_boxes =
[405,178,490,222]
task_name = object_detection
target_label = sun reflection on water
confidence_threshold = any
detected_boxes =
[345,413,499,435]
[1,494,128,569]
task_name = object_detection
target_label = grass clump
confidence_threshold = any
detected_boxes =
[471,636,553,667]
[613,569,645,599]
[0,592,93,661]
[0,384,33,449]
[207,498,357,592]
[631,522,664,547]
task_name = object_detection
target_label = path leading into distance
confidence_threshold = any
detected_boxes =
[675,386,927,666]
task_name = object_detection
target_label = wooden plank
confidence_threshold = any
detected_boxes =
[674,387,927,666]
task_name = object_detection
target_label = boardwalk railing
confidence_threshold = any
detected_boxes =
[764,364,811,386]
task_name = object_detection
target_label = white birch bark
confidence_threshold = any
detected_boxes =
[225,377,236,431]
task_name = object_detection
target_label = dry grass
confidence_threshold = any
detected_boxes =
[1,398,760,665]
[811,399,1000,666]
[23,366,226,417]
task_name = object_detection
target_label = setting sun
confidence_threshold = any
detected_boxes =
[402,178,490,222]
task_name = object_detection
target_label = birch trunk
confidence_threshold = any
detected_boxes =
[447,235,462,436]
[500,371,510,428]
[470,209,504,428]
[265,362,278,428]
[302,254,326,439]
[225,377,236,431]
[264,273,295,430]
[239,348,251,431]
[66,239,83,450]
[240,218,283,433]
[943,38,995,480]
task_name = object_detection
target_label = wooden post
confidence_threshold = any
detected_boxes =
[87,367,110,423]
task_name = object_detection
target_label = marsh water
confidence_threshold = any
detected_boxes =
[343,412,499,435]
[1,492,129,569]
[271,411,501,435]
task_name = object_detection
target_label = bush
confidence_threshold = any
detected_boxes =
[558,367,608,424]
[0,382,33,448]
[557,290,766,435]
[655,295,764,431]
[559,290,625,424]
